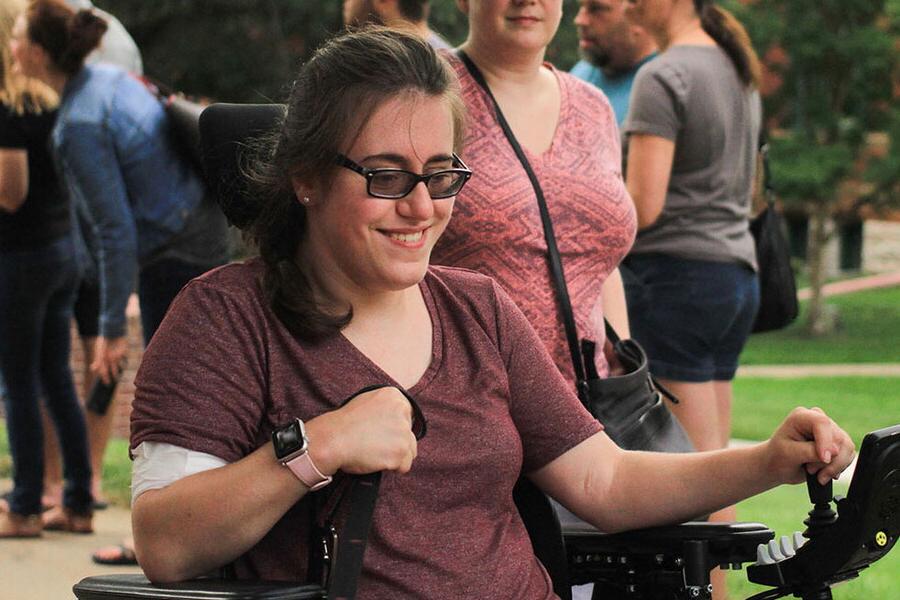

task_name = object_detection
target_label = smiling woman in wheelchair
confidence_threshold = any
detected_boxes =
[128,27,854,599]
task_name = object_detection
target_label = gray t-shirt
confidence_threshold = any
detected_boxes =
[624,45,760,270]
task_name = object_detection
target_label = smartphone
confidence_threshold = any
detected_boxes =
[85,369,122,416]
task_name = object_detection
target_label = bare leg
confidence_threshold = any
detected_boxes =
[41,408,63,509]
[659,378,733,600]
[80,336,113,502]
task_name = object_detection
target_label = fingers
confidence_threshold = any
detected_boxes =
[331,386,419,475]
[812,427,855,485]
[90,339,114,385]
[92,340,127,385]
[779,407,856,485]
[807,407,836,464]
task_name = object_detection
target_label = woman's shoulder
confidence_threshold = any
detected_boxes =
[427,264,496,292]
[426,265,506,310]
[636,46,728,87]
[556,68,607,102]
[183,259,267,305]
[555,68,616,124]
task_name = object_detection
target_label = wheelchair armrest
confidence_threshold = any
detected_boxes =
[73,573,324,600]
[558,499,773,592]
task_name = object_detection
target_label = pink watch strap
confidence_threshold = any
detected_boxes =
[285,451,333,491]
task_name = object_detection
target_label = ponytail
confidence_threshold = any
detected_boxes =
[694,1,760,88]
[26,0,107,76]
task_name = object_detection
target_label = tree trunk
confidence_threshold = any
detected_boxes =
[805,203,834,336]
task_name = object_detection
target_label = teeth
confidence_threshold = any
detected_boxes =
[388,231,423,243]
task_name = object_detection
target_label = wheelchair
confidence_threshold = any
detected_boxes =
[72,103,899,600]
[73,424,899,599]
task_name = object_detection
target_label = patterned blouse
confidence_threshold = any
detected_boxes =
[433,55,637,382]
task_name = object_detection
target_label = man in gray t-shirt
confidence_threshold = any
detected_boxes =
[624,45,761,270]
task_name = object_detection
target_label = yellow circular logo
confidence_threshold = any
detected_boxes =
[875,531,888,547]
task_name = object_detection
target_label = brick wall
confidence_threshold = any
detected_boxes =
[69,301,144,440]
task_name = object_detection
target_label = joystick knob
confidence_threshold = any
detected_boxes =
[803,470,837,539]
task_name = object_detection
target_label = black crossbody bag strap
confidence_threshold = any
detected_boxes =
[759,128,775,208]
[458,50,626,402]
[310,384,426,600]
[325,472,381,600]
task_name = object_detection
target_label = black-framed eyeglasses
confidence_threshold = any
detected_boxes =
[335,153,473,200]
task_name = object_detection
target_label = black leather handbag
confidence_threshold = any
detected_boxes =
[750,140,799,333]
[457,51,693,455]
[580,330,693,453]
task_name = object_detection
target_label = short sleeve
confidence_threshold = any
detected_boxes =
[624,62,685,141]
[0,105,28,149]
[130,276,270,463]
[490,280,603,472]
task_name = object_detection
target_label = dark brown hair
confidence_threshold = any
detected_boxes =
[247,27,465,341]
[26,0,107,76]
[694,0,760,87]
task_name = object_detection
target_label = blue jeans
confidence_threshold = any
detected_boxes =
[0,235,92,515]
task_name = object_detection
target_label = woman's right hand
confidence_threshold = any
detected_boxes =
[305,386,418,476]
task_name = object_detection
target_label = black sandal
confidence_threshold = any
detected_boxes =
[92,543,138,565]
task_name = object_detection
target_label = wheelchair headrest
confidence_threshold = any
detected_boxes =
[199,103,286,229]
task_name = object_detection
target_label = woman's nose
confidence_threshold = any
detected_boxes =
[396,181,434,220]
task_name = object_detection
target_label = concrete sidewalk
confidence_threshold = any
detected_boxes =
[1,503,136,600]
[797,270,900,301]
[738,363,900,378]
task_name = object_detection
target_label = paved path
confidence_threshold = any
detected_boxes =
[738,363,900,378]
[797,269,900,301]
[0,503,134,600]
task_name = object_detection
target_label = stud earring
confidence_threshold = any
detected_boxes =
[301,196,310,204]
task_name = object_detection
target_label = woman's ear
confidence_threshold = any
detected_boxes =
[291,176,315,207]
[456,0,469,15]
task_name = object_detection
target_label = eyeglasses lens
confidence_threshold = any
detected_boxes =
[369,170,465,199]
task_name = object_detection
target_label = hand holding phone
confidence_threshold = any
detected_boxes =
[86,360,125,416]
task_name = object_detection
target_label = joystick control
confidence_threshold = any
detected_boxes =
[802,472,837,539]
[747,425,900,600]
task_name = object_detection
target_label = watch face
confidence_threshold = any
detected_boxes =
[272,419,306,459]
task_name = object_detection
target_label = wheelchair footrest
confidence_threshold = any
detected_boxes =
[73,573,325,600]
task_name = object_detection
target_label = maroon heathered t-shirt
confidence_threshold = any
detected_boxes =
[130,260,602,599]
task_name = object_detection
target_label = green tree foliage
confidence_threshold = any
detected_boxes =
[95,0,342,102]
[727,0,899,334]
[94,1,584,102]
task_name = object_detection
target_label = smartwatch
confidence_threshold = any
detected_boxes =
[272,418,332,491]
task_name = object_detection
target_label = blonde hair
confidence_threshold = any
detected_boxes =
[0,0,57,114]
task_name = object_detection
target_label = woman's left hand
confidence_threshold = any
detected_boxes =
[764,407,855,486]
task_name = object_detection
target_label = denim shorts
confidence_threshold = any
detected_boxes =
[622,253,760,382]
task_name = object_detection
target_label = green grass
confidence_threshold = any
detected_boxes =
[729,376,900,597]
[741,286,900,364]
[730,483,900,599]
[0,427,133,508]
[101,437,135,507]
[733,377,900,443]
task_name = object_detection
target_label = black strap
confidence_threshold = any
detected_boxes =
[326,472,380,600]
[457,50,624,401]
[759,130,775,208]
[314,384,426,600]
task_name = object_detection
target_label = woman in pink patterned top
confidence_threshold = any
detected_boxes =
[432,0,636,383]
